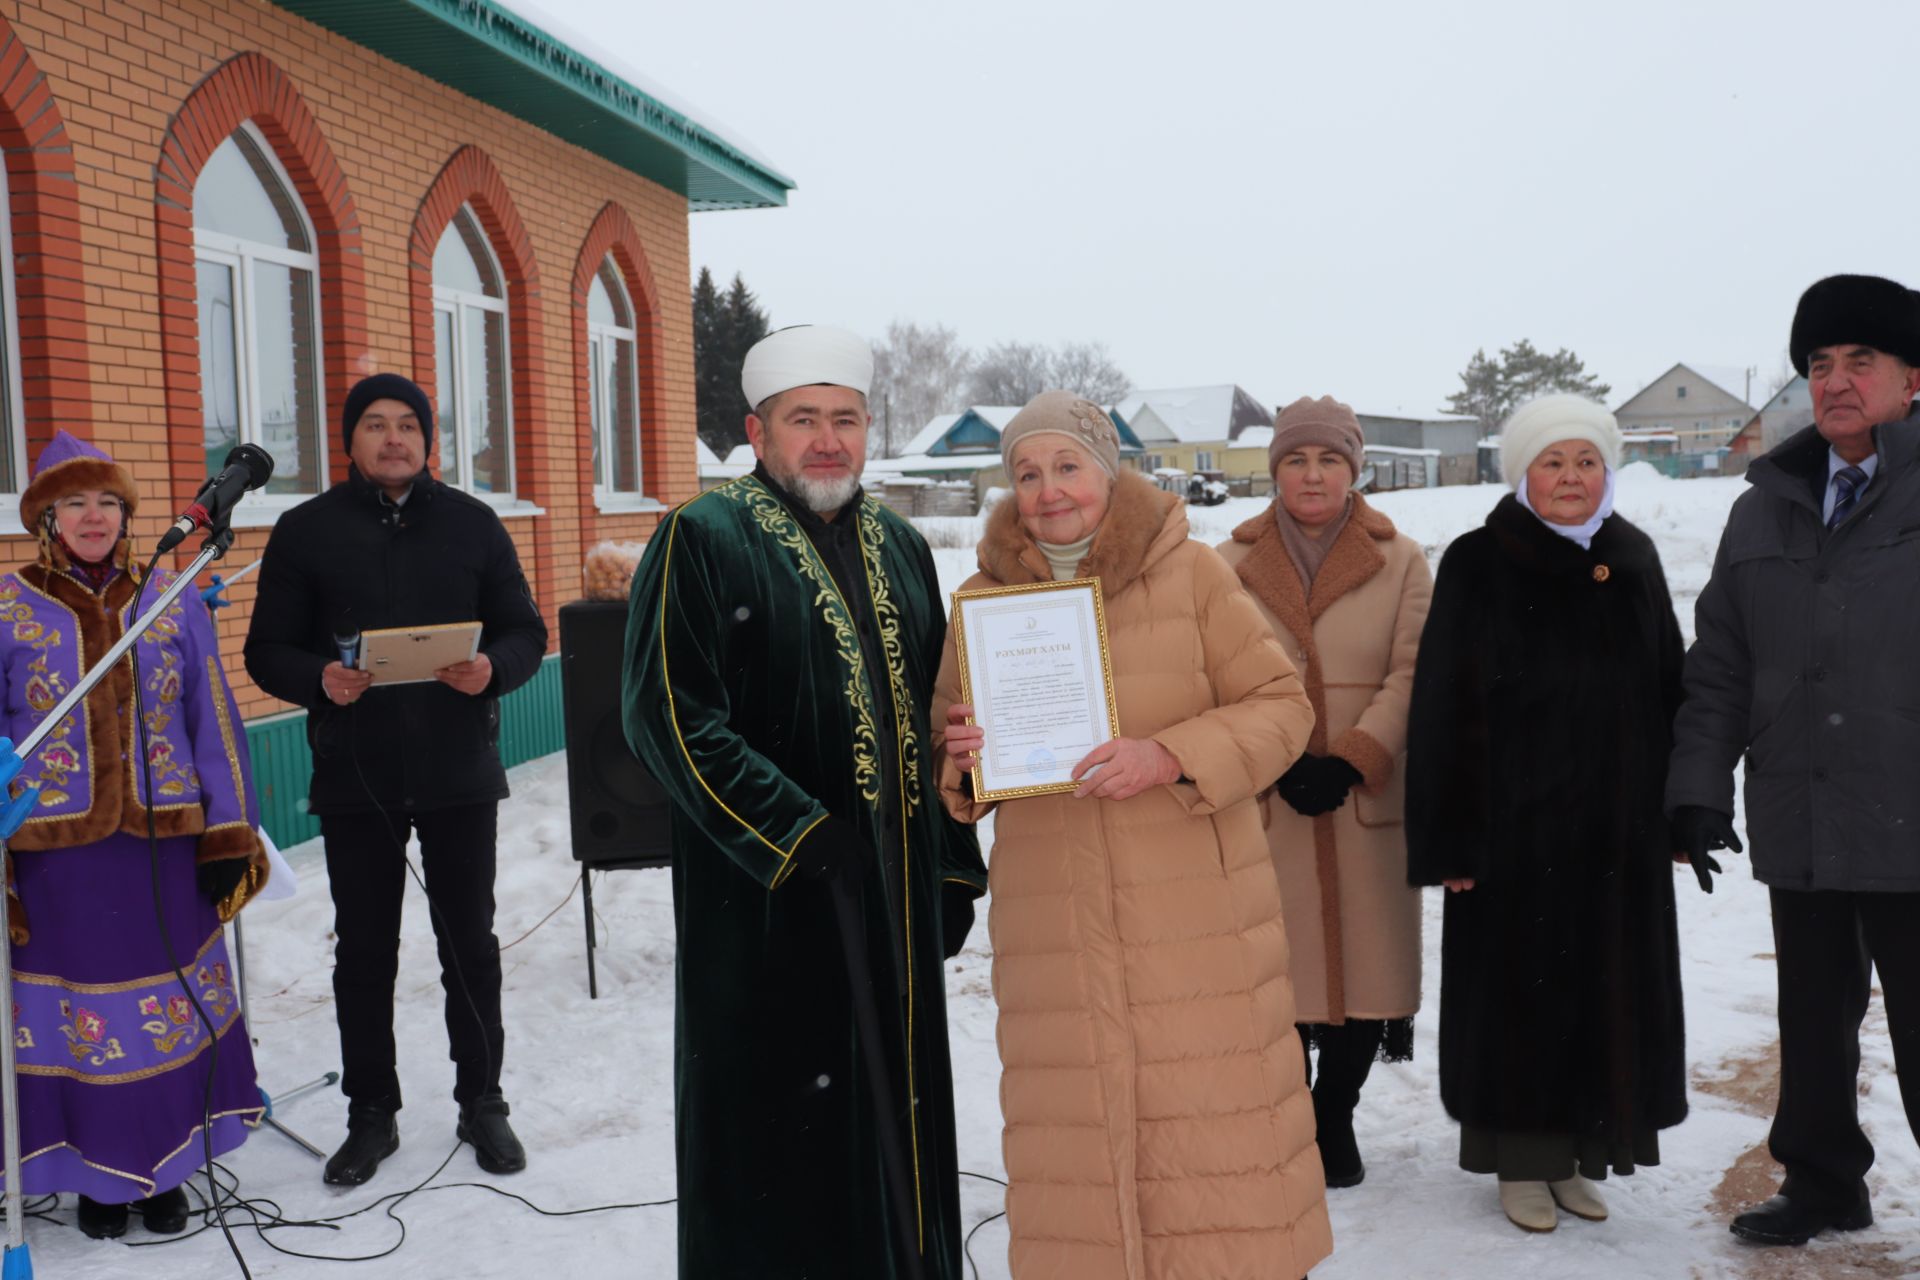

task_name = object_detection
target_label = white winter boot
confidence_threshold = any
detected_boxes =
[1499,1180,1558,1233]
[1548,1174,1608,1222]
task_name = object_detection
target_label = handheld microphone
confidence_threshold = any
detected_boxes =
[333,623,361,670]
[158,443,274,553]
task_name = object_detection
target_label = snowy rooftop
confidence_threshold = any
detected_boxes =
[1115,385,1271,446]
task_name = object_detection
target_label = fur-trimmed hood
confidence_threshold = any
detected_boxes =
[976,470,1187,594]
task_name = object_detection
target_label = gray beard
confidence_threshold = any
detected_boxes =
[767,458,861,515]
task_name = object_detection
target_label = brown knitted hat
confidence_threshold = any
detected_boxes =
[998,390,1121,477]
[1269,396,1365,475]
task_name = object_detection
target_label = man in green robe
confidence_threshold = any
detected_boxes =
[623,324,987,1279]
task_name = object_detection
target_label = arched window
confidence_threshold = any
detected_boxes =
[0,162,22,493]
[192,123,323,494]
[432,206,513,495]
[587,258,640,495]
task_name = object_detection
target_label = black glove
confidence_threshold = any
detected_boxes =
[791,815,867,884]
[197,857,251,908]
[941,886,978,961]
[1274,754,1363,817]
[1669,804,1742,893]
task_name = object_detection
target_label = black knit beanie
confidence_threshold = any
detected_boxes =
[342,373,434,455]
[1789,274,1920,376]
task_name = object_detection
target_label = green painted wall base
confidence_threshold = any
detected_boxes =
[245,654,566,849]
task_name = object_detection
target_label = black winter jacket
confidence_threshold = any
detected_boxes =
[1406,496,1688,1135]
[243,467,548,816]
[1667,409,1920,892]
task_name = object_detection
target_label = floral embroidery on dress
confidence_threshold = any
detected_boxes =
[59,999,126,1067]
[137,610,199,800]
[0,579,78,803]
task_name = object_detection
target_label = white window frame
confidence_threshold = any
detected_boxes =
[0,156,30,509]
[586,260,659,511]
[192,122,326,525]
[433,204,518,506]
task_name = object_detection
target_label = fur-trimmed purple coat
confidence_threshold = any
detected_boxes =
[0,561,266,939]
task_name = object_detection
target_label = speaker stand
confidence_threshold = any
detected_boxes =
[583,870,601,1000]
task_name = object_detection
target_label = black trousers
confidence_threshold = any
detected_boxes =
[322,801,505,1109]
[1299,1019,1384,1114]
[1768,887,1920,1210]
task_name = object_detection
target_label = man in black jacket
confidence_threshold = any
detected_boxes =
[244,373,548,1186]
[1668,275,1920,1247]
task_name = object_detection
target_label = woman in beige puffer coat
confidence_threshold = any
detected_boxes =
[935,392,1332,1280]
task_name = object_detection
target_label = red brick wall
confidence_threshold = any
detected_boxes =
[0,0,699,721]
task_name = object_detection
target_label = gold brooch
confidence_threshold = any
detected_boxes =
[1592,565,1610,583]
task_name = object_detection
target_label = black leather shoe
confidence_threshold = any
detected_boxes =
[76,1195,129,1239]
[324,1105,400,1186]
[1730,1194,1872,1245]
[136,1186,189,1235]
[457,1093,527,1175]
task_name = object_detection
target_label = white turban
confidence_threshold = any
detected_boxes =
[740,325,873,410]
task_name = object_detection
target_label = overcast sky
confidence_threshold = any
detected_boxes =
[537,0,1903,418]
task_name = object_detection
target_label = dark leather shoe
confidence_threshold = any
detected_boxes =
[76,1194,129,1239]
[1730,1194,1872,1245]
[136,1186,189,1234]
[457,1093,527,1175]
[324,1105,400,1186]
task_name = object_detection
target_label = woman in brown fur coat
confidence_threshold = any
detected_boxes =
[1215,397,1432,1191]
[935,391,1331,1280]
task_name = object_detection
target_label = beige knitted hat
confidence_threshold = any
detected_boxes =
[1269,396,1365,474]
[998,391,1121,477]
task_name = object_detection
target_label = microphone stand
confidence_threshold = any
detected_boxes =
[0,524,234,1278]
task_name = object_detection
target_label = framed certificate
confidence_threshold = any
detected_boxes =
[356,621,482,686]
[951,578,1120,802]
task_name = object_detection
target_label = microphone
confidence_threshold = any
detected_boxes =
[158,444,274,553]
[332,619,360,670]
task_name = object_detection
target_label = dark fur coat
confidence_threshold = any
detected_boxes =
[1405,495,1688,1135]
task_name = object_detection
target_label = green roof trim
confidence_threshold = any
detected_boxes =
[268,0,792,210]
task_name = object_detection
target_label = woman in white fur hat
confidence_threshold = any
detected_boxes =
[1404,394,1695,1234]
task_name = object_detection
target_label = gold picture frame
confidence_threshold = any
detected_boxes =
[951,577,1121,802]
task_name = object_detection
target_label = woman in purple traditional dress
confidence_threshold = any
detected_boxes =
[0,431,269,1240]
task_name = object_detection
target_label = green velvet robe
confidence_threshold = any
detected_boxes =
[622,473,987,1280]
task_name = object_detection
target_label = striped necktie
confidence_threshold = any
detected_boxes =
[1828,465,1868,529]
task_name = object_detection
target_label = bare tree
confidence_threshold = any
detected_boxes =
[1049,341,1131,404]
[868,321,974,457]
[965,341,1055,408]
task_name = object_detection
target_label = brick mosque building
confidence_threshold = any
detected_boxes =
[0,0,788,839]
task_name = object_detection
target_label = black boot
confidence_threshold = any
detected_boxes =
[76,1195,129,1239]
[324,1103,400,1186]
[457,1093,526,1175]
[1304,1020,1382,1190]
[136,1186,190,1235]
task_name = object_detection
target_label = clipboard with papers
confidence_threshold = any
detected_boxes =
[356,621,483,686]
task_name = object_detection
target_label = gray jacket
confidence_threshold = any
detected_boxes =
[1667,408,1920,892]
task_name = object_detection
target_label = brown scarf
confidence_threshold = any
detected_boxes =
[1275,493,1353,591]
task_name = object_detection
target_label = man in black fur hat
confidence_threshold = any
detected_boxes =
[1668,274,1920,1247]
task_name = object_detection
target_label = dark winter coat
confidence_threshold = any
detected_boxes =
[621,472,986,1280]
[242,467,548,816]
[1666,410,1920,892]
[1406,495,1689,1136]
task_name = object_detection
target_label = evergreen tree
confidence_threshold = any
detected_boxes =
[692,270,770,455]
[1445,339,1611,434]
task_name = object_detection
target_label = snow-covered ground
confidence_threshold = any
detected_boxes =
[37,468,1920,1278]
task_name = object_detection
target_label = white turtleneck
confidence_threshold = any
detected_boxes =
[1036,531,1096,582]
